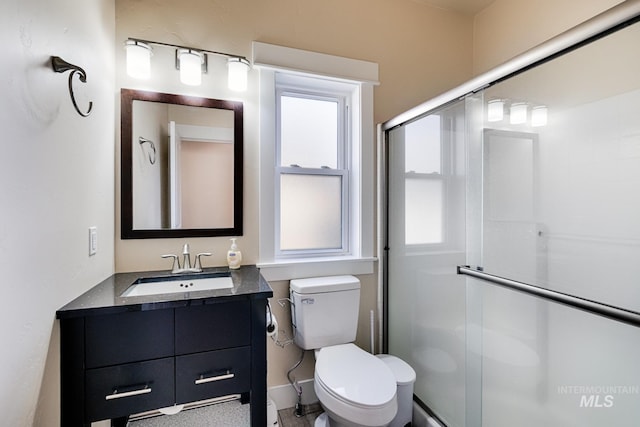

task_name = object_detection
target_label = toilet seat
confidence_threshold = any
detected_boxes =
[315,343,397,426]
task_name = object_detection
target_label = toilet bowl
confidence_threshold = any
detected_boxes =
[313,344,397,427]
[289,276,404,427]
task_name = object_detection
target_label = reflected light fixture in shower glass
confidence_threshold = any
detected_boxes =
[531,105,548,127]
[487,99,504,122]
[510,102,528,125]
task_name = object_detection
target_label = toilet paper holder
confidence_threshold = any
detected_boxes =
[267,300,295,348]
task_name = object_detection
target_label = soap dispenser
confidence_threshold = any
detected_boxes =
[227,238,242,270]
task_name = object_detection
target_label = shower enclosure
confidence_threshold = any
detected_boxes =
[381,2,640,426]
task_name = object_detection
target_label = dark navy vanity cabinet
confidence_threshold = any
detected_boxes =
[56,266,272,427]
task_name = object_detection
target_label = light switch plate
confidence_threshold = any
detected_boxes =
[89,226,97,256]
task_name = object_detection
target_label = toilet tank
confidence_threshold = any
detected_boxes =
[290,275,360,350]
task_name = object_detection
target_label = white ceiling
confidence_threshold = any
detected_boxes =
[412,0,496,15]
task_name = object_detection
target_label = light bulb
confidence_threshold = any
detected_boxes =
[125,40,151,79]
[179,50,203,86]
[227,58,250,92]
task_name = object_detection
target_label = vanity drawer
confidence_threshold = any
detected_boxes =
[175,300,250,354]
[85,357,174,422]
[85,309,174,368]
[175,346,251,404]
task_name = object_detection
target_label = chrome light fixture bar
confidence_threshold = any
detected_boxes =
[124,37,251,91]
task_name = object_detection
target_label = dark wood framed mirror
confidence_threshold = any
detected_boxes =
[121,89,243,239]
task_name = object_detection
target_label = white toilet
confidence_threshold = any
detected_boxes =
[290,275,398,427]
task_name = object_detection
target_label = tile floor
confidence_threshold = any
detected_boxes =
[128,399,248,427]
[277,403,323,427]
[127,399,322,427]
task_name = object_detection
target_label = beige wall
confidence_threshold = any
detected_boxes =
[473,0,625,74]
[0,0,115,425]
[180,141,234,228]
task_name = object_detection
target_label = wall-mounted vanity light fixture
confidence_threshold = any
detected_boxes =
[227,57,251,92]
[51,56,93,117]
[124,38,251,91]
[125,40,152,79]
[176,49,205,86]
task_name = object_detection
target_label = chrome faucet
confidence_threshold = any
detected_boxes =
[181,243,192,271]
[162,243,212,274]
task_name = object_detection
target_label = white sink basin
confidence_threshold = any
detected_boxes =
[121,272,233,297]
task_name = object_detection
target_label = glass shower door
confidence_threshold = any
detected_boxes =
[463,18,640,426]
[386,100,470,427]
[386,12,640,427]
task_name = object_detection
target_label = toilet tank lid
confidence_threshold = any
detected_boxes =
[290,275,360,294]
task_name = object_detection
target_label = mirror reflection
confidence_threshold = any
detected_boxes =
[121,89,243,239]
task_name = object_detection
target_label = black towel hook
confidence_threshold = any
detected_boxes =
[51,56,93,117]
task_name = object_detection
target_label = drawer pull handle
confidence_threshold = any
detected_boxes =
[195,371,235,385]
[105,386,151,400]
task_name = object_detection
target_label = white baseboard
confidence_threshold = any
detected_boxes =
[268,379,318,410]
[412,401,445,427]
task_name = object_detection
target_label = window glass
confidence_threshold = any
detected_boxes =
[280,95,339,168]
[279,174,343,251]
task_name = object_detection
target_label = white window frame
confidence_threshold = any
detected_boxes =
[276,84,350,257]
[254,42,378,281]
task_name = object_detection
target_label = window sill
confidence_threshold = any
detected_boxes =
[257,256,377,282]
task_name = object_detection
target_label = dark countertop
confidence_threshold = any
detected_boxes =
[56,265,273,319]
